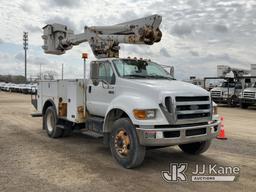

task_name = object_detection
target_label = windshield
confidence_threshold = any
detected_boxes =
[220,82,242,88]
[221,82,235,88]
[112,59,173,79]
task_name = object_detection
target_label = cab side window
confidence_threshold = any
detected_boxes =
[98,61,115,84]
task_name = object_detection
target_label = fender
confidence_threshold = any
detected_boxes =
[42,99,57,115]
[103,93,168,132]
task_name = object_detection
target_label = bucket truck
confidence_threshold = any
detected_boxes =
[210,65,249,106]
[31,15,220,168]
[239,64,256,108]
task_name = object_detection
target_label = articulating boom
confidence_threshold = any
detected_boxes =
[42,15,162,58]
[217,65,250,79]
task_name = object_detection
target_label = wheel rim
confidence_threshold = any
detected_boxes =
[46,111,54,132]
[114,129,131,157]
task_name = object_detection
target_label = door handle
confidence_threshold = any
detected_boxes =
[108,90,114,94]
[88,86,92,93]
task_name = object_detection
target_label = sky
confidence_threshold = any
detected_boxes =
[0,0,255,80]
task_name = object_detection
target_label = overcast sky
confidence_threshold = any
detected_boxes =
[0,0,255,80]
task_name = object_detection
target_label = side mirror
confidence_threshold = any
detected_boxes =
[169,66,174,77]
[91,62,100,86]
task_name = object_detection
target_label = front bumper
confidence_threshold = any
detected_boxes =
[212,97,230,104]
[240,98,256,104]
[136,120,220,146]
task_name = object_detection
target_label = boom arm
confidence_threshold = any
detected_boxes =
[42,15,162,58]
[217,65,250,78]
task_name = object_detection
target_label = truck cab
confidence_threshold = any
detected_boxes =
[240,82,256,108]
[32,58,220,168]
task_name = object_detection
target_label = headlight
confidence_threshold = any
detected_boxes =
[133,109,156,120]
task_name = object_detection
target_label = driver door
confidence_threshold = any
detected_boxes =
[86,60,116,117]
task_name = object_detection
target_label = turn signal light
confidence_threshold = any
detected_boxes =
[133,109,156,120]
[133,110,147,120]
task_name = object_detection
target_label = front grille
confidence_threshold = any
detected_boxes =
[243,92,255,99]
[176,104,210,111]
[176,96,209,102]
[155,122,208,128]
[211,91,221,97]
[177,112,210,119]
[165,96,211,124]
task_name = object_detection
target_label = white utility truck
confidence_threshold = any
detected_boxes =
[210,65,249,106]
[32,15,220,168]
[240,82,256,108]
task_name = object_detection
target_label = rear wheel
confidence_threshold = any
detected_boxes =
[110,118,145,168]
[179,140,211,155]
[44,106,63,138]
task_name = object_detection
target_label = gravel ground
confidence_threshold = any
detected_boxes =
[0,92,255,192]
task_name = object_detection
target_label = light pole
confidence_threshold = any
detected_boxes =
[23,32,28,82]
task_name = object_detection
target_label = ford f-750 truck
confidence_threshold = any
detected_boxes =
[31,15,220,168]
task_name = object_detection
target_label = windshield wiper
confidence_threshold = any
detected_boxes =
[147,75,173,80]
[123,74,148,79]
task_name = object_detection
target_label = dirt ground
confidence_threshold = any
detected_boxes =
[0,92,255,192]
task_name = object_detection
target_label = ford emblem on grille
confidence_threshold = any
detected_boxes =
[190,105,199,110]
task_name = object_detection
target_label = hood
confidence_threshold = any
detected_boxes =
[244,87,256,92]
[119,79,209,96]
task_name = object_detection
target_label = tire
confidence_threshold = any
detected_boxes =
[44,106,63,138]
[179,140,211,155]
[62,128,73,137]
[110,118,146,169]
[240,102,249,109]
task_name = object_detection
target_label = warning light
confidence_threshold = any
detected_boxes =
[82,53,88,59]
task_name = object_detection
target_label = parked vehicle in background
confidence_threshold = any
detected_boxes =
[3,83,12,91]
[184,76,204,88]
[0,82,5,91]
[210,80,242,106]
[207,65,253,106]
[0,82,38,94]
[240,82,256,108]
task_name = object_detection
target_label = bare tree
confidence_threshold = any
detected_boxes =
[37,70,58,80]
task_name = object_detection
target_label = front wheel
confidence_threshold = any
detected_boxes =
[179,140,211,155]
[110,118,146,169]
